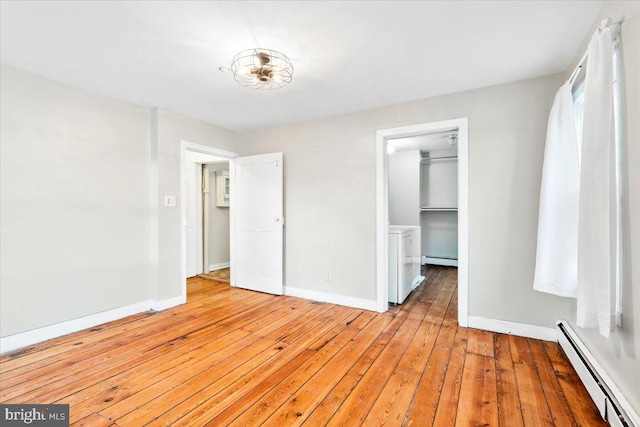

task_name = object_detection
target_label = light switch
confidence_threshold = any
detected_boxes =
[164,196,176,207]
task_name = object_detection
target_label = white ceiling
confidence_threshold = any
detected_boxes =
[0,1,603,132]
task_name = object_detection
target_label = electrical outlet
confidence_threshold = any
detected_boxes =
[325,273,332,281]
[164,196,176,207]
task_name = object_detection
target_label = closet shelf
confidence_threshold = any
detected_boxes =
[420,207,458,212]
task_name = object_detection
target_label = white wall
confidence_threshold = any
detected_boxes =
[420,157,458,209]
[0,66,239,340]
[151,108,237,300]
[564,1,640,415]
[0,64,151,337]
[239,72,570,328]
[388,150,420,226]
[208,163,230,268]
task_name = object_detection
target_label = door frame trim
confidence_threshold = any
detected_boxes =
[180,141,238,302]
[375,117,469,327]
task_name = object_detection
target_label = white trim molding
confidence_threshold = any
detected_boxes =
[208,262,230,272]
[423,256,459,267]
[467,316,556,342]
[284,286,379,312]
[151,295,185,312]
[376,117,469,326]
[0,298,184,355]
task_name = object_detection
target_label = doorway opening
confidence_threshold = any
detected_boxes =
[180,141,238,301]
[376,118,469,326]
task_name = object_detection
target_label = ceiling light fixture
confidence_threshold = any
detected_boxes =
[221,48,294,90]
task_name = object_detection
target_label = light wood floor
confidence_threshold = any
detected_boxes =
[199,267,230,283]
[0,266,606,426]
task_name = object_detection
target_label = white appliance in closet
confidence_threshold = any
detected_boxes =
[388,225,424,304]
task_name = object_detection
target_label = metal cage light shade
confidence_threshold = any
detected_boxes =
[230,49,294,90]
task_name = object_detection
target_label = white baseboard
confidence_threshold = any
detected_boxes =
[284,286,378,312]
[151,295,185,311]
[207,262,230,272]
[557,321,640,427]
[0,297,185,355]
[422,256,458,267]
[467,315,556,342]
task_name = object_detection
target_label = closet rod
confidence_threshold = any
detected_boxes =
[423,255,458,261]
[420,155,458,162]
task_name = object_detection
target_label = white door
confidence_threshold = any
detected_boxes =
[234,153,284,295]
[185,161,199,278]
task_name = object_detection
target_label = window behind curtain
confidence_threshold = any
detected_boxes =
[572,32,623,327]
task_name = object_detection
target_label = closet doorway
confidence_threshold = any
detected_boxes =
[376,118,469,326]
[182,146,234,286]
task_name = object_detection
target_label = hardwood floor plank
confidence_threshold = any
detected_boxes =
[113,337,282,426]
[494,333,524,427]
[169,305,368,426]
[22,325,251,406]
[227,319,381,426]
[279,306,354,346]
[69,412,114,427]
[0,298,273,403]
[64,329,254,423]
[543,341,607,426]
[201,350,316,426]
[240,299,312,332]
[432,327,469,427]
[403,345,451,426]
[542,340,575,374]
[555,371,608,426]
[433,323,457,349]
[261,304,334,341]
[262,315,388,426]
[363,279,454,426]
[97,333,275,423]
[444,288,459,326]
[454,352,498,427]
[466,328,495,358]
[167,338,323,425]
[529,339,577,426]
[225,319,365,426]
[0,312,153,367]
[146,340,293,426]
[0,312,200,399]
[418,268,448,305]
[5,314,256,401]
[302,316,400,426]
[424,272,456,321]
[324,318,423,426]
[510,336,555,426]
[0,311,183,377]
[0,290,265,387]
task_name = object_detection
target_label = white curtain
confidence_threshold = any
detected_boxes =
[533,82,580,297]
[576,22,616,337]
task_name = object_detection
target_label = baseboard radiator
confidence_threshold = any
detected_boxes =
[557,321,638,427]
